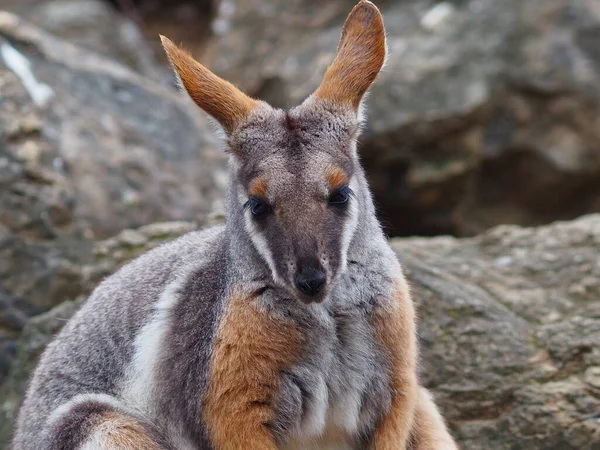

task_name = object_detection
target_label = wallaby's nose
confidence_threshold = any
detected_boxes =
[295,266,326,298]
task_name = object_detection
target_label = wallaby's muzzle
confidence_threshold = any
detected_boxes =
[294,262,327,302]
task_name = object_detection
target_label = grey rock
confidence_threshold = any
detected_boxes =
[2,215,599,448]
[212,0,600,236]
[0,0,165,81]
[0,12,227,237]
[108,0,218,65]
[0,12,227,383]
[0,299,83,447]
[392,214,600,449]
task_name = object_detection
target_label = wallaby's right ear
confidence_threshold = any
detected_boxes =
[160,36,258,133]
[313,0,386,111]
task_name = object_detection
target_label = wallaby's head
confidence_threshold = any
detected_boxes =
[162,1,386,303]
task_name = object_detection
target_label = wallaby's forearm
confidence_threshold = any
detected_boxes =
[202,289,304,449]
[370,282,418,450]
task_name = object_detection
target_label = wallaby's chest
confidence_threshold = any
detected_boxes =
[276,300,390,449]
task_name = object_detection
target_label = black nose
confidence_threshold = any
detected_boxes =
[295,267,326,297]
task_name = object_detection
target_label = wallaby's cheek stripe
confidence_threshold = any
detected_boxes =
[370,279,418,449]
[203,289,305,449]
[338,176,360,275]
[81,411,162,450]
[245,213,285,285]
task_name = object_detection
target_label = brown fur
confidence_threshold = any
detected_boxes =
[86,412,161,450]
[314,1,386,110]
[160,36,258,133]
[203,289,305,450]
[371,279,418,450]
[409,389,459,450]
[326,167,349,191]
[248,177,269,199]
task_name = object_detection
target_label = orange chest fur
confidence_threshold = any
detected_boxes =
[202,293,392,449]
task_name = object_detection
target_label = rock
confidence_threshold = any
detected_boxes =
[0,227,92,383]
[210,0,357,105]
[0,287,38,380]
[0,13,227,383]
[0,12,227,237]
[85,219,214,284]
[211,0,600,236]
[391,214,600,449]
[0,0,166,81]
[107,0,218,65]
[2,215,599,448]
[0,299,83,446]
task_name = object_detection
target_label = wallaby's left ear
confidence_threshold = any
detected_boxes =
[313,0,386,111]
[160,36,258,133]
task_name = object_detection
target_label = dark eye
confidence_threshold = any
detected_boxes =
[328,185,353,205]
[245,197,272,218]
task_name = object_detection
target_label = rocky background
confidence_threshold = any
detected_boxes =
[0,0,599,448]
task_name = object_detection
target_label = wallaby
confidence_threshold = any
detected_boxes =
[13,1,458,449]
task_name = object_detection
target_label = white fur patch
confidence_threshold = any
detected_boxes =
[120,278,182,413]
[118,271,200,450]
[79,422,121,450]
[244,211,286,285]
[330,388,362,433]
[300,374,329,437]
[78,415,196,450]
[338,176,360,275]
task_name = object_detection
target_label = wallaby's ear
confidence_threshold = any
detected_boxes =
[160,36,258,133]
[313,0,386,111]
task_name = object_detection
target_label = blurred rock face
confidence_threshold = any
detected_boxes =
[0,11,227,383]
[0,0,166,81]
[213,0,600,236]
[0,11,227,238]
[394,215,600,449]
[107,0,218,63]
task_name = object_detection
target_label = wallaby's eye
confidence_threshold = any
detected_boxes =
[245,197,272,218]
[328,185,353,205]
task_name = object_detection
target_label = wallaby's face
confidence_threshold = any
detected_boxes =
[228,104,359,302]
[162,0,386,302]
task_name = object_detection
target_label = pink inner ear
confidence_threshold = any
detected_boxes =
[313,1,386,110]
[160,35,258,133]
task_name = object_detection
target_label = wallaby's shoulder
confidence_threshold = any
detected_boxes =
[94,224,227,296]
[61,223,228,349]
[115,223,227,277]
